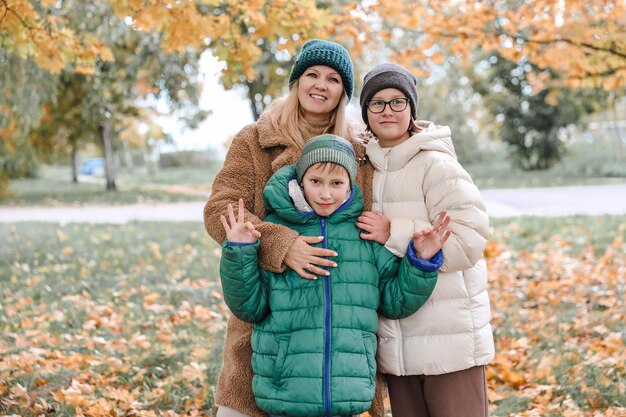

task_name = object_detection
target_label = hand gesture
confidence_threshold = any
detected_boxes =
[412,211,451,260]
[283,236,337,280]
[356,211,391,244]
[220,199,261,244]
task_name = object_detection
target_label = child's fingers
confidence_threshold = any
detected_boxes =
[441,230,451,244]
[227,203,237,225]
[357,215,375,226]
[432,211,444,229]
[437,217,451,238]
[244,221,260,239]
[440,214,451,232]
[237,198,245,224]
[220,215,230,233]
[356,221,373,232]
[412,230,427,240]
[435,211,448,230]
[360,231,376,241]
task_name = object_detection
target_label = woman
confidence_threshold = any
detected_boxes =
[203,39,381,417]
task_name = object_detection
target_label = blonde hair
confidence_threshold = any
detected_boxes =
[265,80,349,150]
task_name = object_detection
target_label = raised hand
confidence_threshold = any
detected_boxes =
[356,211,391,244]
[412,211,451,260]
[220,199,261,244]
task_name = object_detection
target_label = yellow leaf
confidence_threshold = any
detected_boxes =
[74,65,95,75]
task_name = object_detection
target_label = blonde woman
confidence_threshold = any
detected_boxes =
[203,40,382,417]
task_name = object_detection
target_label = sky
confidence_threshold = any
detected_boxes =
[158,53,254,154]
[158,52,366,156]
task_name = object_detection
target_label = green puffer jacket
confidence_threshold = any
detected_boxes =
[220,164,440,417]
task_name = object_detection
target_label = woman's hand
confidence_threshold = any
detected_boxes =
[412,211,451,260]
[356,211,391,244]
[283,236,338,280]
[220,199,262,244]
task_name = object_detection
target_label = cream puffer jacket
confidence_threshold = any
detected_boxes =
[367,120,494,376]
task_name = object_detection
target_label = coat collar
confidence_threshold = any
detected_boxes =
[366,121,454,171]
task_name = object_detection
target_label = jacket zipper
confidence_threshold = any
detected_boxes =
[378,150,389,213]
[320,217,332,417]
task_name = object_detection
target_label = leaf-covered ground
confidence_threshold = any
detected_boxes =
[1,217,625,416]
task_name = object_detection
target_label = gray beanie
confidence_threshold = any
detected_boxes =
[359,63,418,127]
[296,134,357,184]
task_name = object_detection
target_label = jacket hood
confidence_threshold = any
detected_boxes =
[263,164,364,225]
[367,121,456,172]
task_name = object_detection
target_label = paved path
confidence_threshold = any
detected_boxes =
[481,183,626,217]
[1,184,626,223]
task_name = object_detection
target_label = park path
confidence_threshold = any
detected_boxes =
[1,184,626,223]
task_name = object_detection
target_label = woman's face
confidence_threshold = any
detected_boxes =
[297,65,344,122]
[367,88,412,147]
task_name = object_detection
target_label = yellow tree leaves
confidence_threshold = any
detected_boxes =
[111,0,216,53]
[3,1,625,91]
[369,0,626,90]
[0,0,113,74]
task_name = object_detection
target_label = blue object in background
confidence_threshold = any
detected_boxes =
[79,158,105,176]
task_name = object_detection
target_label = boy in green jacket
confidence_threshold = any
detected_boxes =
[219,134,450,417]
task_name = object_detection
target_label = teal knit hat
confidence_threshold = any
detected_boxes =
[288,39,354,100]
[296,134,357,184]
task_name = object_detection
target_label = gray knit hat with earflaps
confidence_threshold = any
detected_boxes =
[295,134,357,185]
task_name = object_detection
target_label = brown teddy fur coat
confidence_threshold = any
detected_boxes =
[204,113,385,417]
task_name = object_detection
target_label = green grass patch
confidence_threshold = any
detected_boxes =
[490,214,626,254]
[1,163,224,206]
[467,142,626,190]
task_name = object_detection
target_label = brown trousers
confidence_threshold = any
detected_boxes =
[385,366,489,417]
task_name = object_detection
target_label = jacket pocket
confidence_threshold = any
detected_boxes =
[273,335,290,386]
[362,331,377,385]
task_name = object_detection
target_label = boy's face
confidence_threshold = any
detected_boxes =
[301,163,350,217]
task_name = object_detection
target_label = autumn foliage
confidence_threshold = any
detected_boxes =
[1,219,625,416]
[2,1,625,89]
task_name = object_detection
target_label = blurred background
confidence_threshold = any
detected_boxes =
[1,0,625,201]
[1,1,625,416]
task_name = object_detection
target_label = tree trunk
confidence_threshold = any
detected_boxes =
[121,140,134,171]
[246,81,260,121]
[71,143,79,183]
[100,120,117,191]
[611,94,624,162]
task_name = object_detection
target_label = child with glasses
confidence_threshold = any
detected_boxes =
[355,63,494,417]
[219,134,451,417]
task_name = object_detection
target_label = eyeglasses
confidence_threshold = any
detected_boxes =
[367,98,409,114]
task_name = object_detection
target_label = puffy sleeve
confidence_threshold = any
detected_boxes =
[384,153,488,273]
[203,126,299,273]
[220,241,270,323]
[375,243,439,319]
[421,154,489,272]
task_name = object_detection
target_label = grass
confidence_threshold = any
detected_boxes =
[1,222,225,415]
[466,142,626,190]
[1,216,625,416]
[490,215,626,255]
[1,162,224,207]
[3,141,626,207]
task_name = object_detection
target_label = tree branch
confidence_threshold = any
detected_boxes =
[502,31,626,60]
